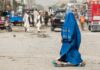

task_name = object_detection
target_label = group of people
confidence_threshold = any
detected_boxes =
[0,9,50,33]
[23,9,50,32]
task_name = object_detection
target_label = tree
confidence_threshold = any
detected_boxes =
[6,1,11,11]
[0,1,3,11]
[13,0,18,11]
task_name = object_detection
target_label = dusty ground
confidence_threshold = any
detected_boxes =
[0,27,100,70]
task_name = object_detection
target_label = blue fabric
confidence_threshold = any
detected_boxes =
[9,16,23,22]
[60,10,82,65]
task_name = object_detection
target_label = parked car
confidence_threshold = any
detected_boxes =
[51,9,65,31]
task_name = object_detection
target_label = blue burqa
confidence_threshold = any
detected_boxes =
[60,10,83,65]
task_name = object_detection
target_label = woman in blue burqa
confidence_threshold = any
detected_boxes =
[54,10,85,66]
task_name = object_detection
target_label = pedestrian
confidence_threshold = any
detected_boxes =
[10,10,15,17]
[53,10,85,67]
[74,9,79,20]
[44,11,49,26]
[36,11,43,33]
[79,15,85,31]
[33,9,39,25]
[29,10,34,26]
[23,11,30,32]
[5,17,12,32]
[29,12,33,26]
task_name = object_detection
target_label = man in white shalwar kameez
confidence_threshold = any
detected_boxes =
[36,13,42,32]
[34,9,39,25]
[23,12,30,32]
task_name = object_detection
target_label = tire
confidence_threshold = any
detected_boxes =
[88,25,91,31]
[51,26,55,31]
[89,25,95,32]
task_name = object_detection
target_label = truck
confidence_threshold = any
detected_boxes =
[9,15,23,26]
[88,1,100,31]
